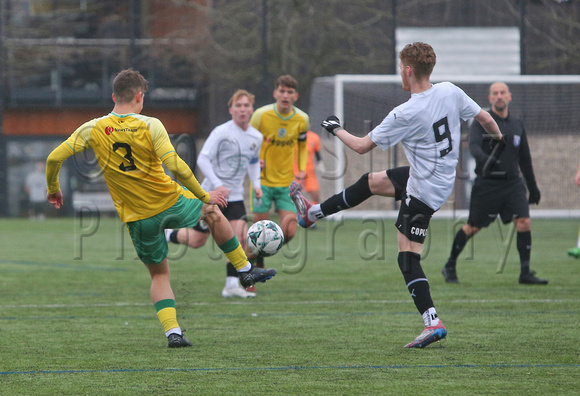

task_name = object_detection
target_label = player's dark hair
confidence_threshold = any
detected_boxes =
[228,89,255,107]
[113,69,149,104]
[275,75,298,90]
[399,42,436,79]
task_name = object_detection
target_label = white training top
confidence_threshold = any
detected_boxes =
[369,82,481,211]
[25,171,47,203]
[198,120,263,202]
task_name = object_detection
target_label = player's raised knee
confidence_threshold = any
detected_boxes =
[202,204,222,223]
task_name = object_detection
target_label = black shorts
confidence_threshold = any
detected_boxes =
[395,194,435,244]
[386,166,410,201]
[468,177,529,228]
[387,166,433,243]
[193,200,247,233]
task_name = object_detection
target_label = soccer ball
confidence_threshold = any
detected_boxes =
[246,220,284,257]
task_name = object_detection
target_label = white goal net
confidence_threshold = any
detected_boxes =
[309,74,580,217]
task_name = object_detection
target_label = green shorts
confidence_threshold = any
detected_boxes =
[251,185,296,213]
[127,194,203,264]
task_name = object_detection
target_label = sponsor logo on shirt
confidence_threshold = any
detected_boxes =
[104,126,138,135]
[263,136,295,147]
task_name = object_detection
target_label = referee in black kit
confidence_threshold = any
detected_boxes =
[442,81,547,285]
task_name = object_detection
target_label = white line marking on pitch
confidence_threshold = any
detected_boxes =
[1,299,578,309]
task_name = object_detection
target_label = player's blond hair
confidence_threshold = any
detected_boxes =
[113,69,149,103]
[399,42,436,79]
[228,89,255,107]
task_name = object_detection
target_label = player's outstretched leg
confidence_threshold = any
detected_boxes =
[290,181,316,228]
[204,204,277,286]
[291,172,379,229]
[238,264,277,288]
[222,262,257,298]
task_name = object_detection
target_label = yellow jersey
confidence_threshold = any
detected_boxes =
[46,112,209,223]
[250,104,309,187]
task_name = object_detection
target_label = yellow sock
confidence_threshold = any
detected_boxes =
[155,299,180,334]
[219,236,250,271]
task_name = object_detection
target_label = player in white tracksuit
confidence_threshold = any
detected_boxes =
[290,42,504,348]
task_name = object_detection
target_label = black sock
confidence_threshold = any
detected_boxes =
[169,230,180,244]
[446,228,469,267]
[517,231,532,275]
[255,255,264,269]
[320,173,372,216]
[226,262,238,277]
[398,251,434,315]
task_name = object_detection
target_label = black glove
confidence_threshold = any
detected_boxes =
[321,115,342,136]
[490,135,507,151]
[528,182,541,205]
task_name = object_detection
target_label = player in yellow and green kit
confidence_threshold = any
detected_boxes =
[45,69,276,348]
[249,75,309,287]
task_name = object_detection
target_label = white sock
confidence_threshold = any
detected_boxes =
[225,276,239,289]
[422,307,440,327]
[238,263,252,272]
[165,327,182,337]
[164,229,173,243]
[308,204,324,222]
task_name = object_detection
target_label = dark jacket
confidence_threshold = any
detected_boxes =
[470,110,536,187]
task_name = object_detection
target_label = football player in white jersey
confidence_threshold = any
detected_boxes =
[290,42,504,348]
[166,89,264,298]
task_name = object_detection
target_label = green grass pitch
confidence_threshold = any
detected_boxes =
[1,216,579,394]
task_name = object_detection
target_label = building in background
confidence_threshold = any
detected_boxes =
[1,0,579,216]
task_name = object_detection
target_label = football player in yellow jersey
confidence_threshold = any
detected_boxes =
[45,69,276,348]
[249,75,309,282]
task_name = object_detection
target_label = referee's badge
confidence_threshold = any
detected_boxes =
[513,135,521,147]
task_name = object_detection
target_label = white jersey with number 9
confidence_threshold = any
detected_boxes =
[369,82,481,211]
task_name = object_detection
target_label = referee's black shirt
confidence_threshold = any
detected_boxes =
[469,110,536,185]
